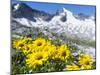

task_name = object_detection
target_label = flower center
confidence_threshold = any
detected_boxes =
[37,42,42,46]
[19,43,24,47]
[85,61,90,65]
[37,55,43,60]
[62,51,66,57]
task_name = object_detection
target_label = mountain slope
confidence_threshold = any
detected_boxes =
[12,3,53,22]
[11,3,95,43]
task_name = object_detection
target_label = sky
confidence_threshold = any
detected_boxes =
[12,0,96,16]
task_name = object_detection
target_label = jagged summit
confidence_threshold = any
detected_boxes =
[12,3,20,11]
[12,3,53,21]
[12,3,32,12]
[62,8,72,14]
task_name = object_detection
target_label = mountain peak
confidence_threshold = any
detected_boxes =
[62,7,67,12]
[13,3,20,11]
[62,8,72,14]
[12,3,33,12]
[61,8,73,19]
[12,2,53,22]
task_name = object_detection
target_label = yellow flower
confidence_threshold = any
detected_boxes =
[22,44,32,54]
[33,38,46,47]
[26,51,48,68]
[43,45,51,52]
[57,45,71,61]
[13,39,25,50]
[81,65,92,70]
[22,37,33,44]
[13,37,33,50]
[66,65,80,71]
[46,45,58,59]
[79,54,93,69]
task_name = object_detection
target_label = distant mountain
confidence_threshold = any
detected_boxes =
[74,13,95,21]
[12,3,53,22]
[11,3,95,41]
[74,13,89,20]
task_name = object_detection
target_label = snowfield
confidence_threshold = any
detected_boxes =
[13,7,95,41]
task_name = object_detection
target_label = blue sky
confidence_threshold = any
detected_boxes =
[12,0,96,16]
